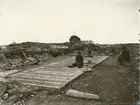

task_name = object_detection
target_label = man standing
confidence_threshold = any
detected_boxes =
[68,51,83,68]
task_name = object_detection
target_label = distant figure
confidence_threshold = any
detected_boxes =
[117,46,130,66]
[87,49,91,56]
[32,53,40,65]
[87,49,93,57]
[86,46,93,57]
[68,51,83,68]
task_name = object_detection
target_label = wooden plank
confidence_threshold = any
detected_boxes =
[13,70,80,76]
[91,56,108,64]
[47,59,75,68]
[15,72,74,77]
[66,72,83,82]
[25,70,82,76]
[13,78,63,87]
[12,77,68,85]
[61,71,83,88]
[20,82,60,90]
[13,79,61,90]
[11,74,72,81]
[43,67,81,71]
[12,76,68,83]
[84,56,108,66]
[28,68,78,73]
[24,66,81,73]
[42,57,75,68]
[12,77,65,85]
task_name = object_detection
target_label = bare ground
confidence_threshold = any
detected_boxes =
[24,55,138,105]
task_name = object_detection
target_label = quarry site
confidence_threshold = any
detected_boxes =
[0,35,139,105]
[0,0,139,104]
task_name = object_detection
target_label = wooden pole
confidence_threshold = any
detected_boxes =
[22,51,27,59]
[0,50,11,68]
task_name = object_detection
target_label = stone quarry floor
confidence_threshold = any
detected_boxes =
[24,55,138,105]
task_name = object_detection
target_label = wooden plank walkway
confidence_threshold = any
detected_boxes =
[9,56,108,90]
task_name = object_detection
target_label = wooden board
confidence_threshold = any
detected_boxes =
[9,56,108,90]
[84,56,108,64]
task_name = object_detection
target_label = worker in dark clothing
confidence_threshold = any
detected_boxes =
[117,46,130,66]
[121,46,130,61]
[68,51,84,68]
[87,50,91,57]
[87,46,93,57]
[87,49,93,57]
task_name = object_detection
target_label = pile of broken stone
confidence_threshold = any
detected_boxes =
[0,52,50,71]
[0,79,40,105]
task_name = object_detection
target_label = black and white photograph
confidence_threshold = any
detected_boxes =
[0,0,139,105]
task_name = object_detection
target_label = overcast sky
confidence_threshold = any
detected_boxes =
[0,0,139,45]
